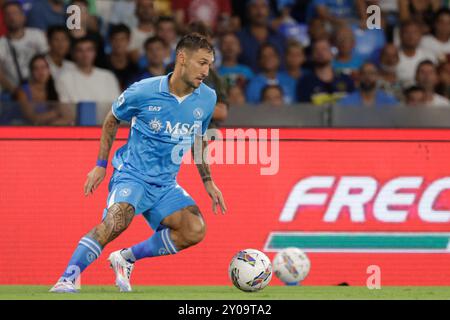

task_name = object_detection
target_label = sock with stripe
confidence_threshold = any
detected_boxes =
[121,228,178,262]
[60,236,103,283]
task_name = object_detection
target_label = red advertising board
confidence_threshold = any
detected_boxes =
[1,127,450,286]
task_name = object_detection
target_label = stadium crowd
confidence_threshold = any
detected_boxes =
[1,0,450,125]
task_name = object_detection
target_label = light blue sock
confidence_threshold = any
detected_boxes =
[125,228,178,262]
[61,236,103,283]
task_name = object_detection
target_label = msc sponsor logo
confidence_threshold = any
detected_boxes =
[165,121,201,136]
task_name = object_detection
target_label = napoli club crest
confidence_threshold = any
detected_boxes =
[193,108,204,120]
[119,188,131,197]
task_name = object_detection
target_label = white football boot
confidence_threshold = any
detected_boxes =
[49,279,78,293]
[108,250,134,292]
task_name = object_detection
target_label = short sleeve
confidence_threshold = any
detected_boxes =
[111,83,140,122]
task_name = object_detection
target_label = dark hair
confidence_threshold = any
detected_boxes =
[400,19,422,32]
[175,33,215,55]
[109,23,131,39]
[156,16,176,27]
[257,43,279,61]
[404,85,425,97]
[261,84,283,100]
[415,59,436,77]
[71,0,89,6]
[187,21,213,39]
[2,0,23,11]
[28,54,59,101]
[71,36,97,51]
[144,35,166,50]
[434,8,450,21]
[47,25,70,41]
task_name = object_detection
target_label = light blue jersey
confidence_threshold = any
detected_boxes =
[111,73,217,186]
[103,73,217,230]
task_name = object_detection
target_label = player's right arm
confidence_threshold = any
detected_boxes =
[84,83,140,196]
[83,111,120,196]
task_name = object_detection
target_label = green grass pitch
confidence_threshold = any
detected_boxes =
[0,286,449,300]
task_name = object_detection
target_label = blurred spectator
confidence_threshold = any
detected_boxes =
[0,1,48,94]
[404,85,426,106]
[16,54,74,125]
[377,43,403,100]
[398,0,440,34]
[105,24,140,91]
[420,8,450,62]
[56,37,120,104]
[227,84,246,106]
[377,0,400,42]
[26,0,65,31]
[46,26,75,80]
[396,20,435,86]
[155,16,179,66]
[129,0,156,63]
[415,59,450,107]
[284,40,305,87]
[436,61,450,99]
[302,17,330,70]
[137,36,167,80]
[310,0,366,26]
[237,0,286,72]
[352,23,386,62]
[218,32,254,89]
[338,62,398,107]
[297,39,355,105]
[261,84,284,107]
[0,0,6,37]
[154,0,172,16]
[107,0,138,29]
[172,0,232,33]
[69,0,107,68]
[332,23,365,77]
[246,43,295,104]
[271,0,309,47]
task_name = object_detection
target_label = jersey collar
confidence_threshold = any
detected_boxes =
[159,72,201,96]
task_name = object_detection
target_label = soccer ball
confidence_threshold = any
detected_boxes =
[228,248,272,292]
[273,247,311,285]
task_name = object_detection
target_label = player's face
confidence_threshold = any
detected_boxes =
[181,48,214,89]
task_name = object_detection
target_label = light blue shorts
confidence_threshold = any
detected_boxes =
[102,169,196,230]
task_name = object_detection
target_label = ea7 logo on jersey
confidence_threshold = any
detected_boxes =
[148,105,161,112]
[165,121,201,136]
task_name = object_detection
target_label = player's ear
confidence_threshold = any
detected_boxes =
[178,50,186,66]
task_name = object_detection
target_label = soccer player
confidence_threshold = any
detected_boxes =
[50,33,227,293]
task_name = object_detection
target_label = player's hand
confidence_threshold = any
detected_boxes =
[84,166,106,196]
[204,180,227,215]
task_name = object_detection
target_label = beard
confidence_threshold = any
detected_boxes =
[360,81,377,92]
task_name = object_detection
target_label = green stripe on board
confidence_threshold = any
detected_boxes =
[267,234,450,250]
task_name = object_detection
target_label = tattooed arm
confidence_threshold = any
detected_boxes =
[193,136,227,214]
[83,111,120,196]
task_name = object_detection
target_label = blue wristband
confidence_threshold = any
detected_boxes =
[96,159,108,168]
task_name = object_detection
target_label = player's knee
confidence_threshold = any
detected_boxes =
[182,212,206,246]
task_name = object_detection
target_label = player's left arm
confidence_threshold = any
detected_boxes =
[193,135,227,215]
